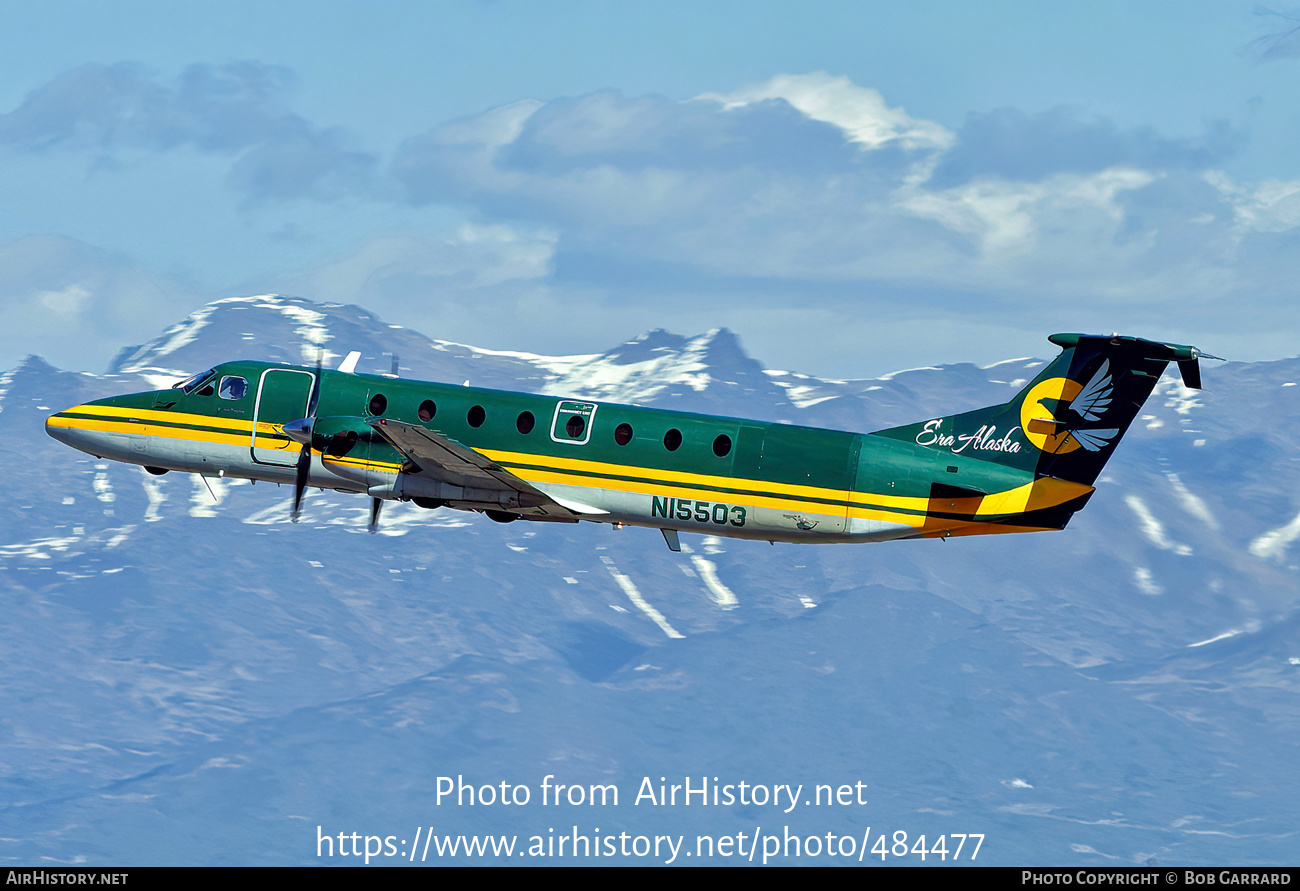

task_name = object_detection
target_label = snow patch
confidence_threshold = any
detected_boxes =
[600,556,683,639]
[0,535,83,560]
[1133,566,1162,596]
[120,304,220,369]
[0,369,13,415]
[140,468,168,522]
[1124,495,1192,555]
[768,378,838,408]
[1155,376,1201,415]
[878,366,941,381]
[690,555,739,609]
[1165,473,1218,531]
[981,356,1034,369]
[189,475,228,518]
[536,331,719,402]
[93,468,115,504]
[259,299,334,361]
[136,369,192,389]
[1069,844,1119,860]
[1249,508,1300,561]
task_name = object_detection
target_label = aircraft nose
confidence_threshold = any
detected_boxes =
[46,404,93,450]
[46,400,123,458]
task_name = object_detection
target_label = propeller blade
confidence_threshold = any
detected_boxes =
[1178,358,1202,390]
[292,444,310,522]
[369,497,382,534]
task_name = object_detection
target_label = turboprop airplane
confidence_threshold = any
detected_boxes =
[45,333,1216,551]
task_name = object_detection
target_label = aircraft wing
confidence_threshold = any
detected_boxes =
[367,418,605,519]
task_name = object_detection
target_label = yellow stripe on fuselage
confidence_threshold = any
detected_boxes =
[55,405,1089,530]
[47,404,291,450]
[479,449,1089,518]
[325,442,1088,521]
[321,452,923,527]
[59,404,261,432]
[477,448,933,510]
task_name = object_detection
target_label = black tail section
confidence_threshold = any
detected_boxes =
[875,333,1216,487]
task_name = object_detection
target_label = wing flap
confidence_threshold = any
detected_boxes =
[367,418,589,519]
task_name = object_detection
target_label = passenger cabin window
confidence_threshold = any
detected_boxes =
[663,428,683,452]
[368,394,387,416]
[712,433,732,457]
[516,411,535,434]
[218,376,248,400]
[418,400,437,423]
[550,400,596,445]
[614,423,633,446]
[468,405,486,427]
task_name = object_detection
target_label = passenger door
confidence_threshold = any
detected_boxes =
[250,368,315,466]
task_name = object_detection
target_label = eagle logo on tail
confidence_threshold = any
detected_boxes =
[1021,359,1120,454]
[1065,360,1119,452]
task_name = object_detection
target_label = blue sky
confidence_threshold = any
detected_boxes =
[2,1,1298,377]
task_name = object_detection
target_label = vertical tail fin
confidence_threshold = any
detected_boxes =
[874,333,1216,487]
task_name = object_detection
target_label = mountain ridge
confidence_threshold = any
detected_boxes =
[5,294,1298,866]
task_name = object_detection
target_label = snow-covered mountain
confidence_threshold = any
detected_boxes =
[3,295,1298,866]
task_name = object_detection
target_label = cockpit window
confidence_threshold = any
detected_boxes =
[174,369,217,395]
[218,376,248,400]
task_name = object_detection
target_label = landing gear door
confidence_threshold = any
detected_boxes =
[251,368,315,466]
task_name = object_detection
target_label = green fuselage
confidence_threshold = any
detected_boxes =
[45,349,1125,544]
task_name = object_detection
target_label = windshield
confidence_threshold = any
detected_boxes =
[173,368,217,394]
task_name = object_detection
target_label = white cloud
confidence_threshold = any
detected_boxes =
[258,225,571,355]
[432,99,544,150]
[37,284,91,317]
[698,72,954,151]
[0,235,196,372]
[898,167,1156,256]
[290,225,557,300]
[1205,170,1300,233]
[7,65,1299,378]
[393,76,1231,300]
